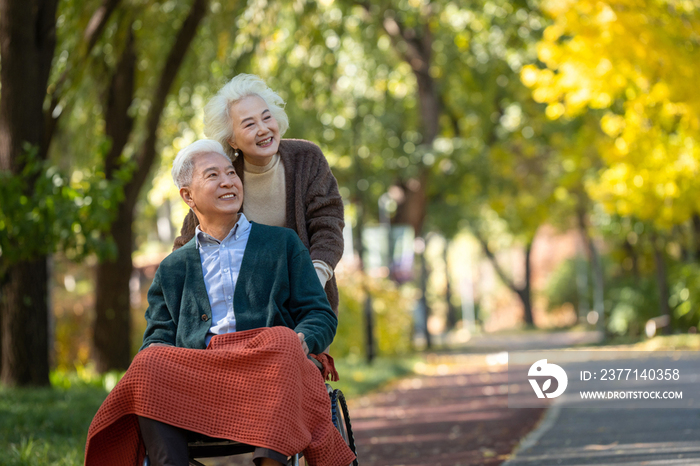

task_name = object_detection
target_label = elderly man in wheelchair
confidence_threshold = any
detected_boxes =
[84,140,357,466]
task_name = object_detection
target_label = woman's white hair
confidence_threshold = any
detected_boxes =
[171,139,228,189]
[203,74,289,160]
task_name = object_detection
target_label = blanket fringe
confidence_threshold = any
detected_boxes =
[310,353,339,382]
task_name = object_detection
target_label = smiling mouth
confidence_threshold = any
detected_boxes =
[257,137,273,147]
[219,193,238,200]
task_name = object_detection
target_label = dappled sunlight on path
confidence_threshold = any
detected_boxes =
[348,354,544,466]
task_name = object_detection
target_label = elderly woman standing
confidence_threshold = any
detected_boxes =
[175,74,344,314]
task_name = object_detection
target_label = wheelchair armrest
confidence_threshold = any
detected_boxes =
[309,355,324,371]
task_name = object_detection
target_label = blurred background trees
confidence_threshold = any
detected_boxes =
[1,0,699,385]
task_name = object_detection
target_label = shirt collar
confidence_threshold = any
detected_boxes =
[195,213,250,249]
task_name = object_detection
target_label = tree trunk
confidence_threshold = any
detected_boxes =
[623,238,640,278]
[575,256,590,324]
[93,205,134,371]
[418,242,432,348]
[351,116,375,363]
[361,6,440,349]
[1,259,50,386]
[91,0,208,371]
[476,234,536,327]
[353,199,375,363]
[391,174,428,236]
[0,278,2,368]
[577,207,605,331]
[521,242,534,326]
[589,239,605,331]
[516,287,534,328]
[692,214,700,262]
[92,26,136,370]
[651,233,671,335]
[385,17,441,346]
[0,0,58,386]
[1,0,118,383]
[381,15,438,236]
[444,240,458,330]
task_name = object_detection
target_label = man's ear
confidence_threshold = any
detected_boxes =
[180,186,196,210]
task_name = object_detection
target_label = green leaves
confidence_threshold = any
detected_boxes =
[0,144,126,271]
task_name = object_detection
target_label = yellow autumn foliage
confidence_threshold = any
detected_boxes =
[522,0,700,228]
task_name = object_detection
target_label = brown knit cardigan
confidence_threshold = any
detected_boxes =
[173,139,345,312]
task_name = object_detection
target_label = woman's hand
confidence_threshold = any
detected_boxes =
[297,332,309,356]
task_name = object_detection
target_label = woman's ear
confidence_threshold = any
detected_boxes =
[180,186,196,210]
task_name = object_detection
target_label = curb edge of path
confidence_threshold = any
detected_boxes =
[502,402,562,465]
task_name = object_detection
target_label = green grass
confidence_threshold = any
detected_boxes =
[0,356,417,465]
[0,385,108,466]
[623,333,700,350]
[330,355,419,398]
[586,332,700,350]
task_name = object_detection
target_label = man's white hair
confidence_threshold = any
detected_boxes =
[171,139,229,189]
[203,74,289,160]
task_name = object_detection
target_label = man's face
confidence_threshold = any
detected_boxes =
[180,152,243,221]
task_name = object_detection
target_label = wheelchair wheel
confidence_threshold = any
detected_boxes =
[330,388,358,466]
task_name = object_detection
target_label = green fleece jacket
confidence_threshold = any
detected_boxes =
[140,223,337,355]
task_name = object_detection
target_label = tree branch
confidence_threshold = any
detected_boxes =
[104,25,135,180]
[37,0,60,101]
[354,1,430,77]
[125,0,209,208]
[84,0,121,51]
[382,16,430,76]
[473,229,519,293]
[43,0,122,158]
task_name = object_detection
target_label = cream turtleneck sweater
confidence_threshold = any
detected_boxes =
[243,153,333,285]
[243,153,287,228]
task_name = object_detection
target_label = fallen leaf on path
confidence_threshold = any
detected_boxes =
[584,441,619,450]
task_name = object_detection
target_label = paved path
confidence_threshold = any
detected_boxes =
[505,353,700,465]
[348,357,543,466]
[504,405,700,465]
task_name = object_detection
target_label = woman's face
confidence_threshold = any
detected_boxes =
[228,95,280,167]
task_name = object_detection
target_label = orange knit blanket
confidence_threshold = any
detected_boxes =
[84,327,356,466]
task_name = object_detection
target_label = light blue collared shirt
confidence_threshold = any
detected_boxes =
[195,213,252,346]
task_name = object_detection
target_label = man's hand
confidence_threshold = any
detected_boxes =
[297,332,309,356]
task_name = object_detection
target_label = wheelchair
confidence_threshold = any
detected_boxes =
[143,358,358,466]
